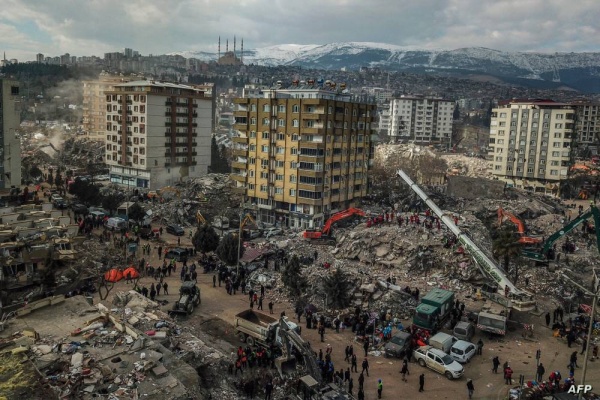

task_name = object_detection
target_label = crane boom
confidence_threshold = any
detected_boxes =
[397,170,535,311]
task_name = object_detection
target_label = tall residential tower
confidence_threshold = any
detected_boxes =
[232,82,376,229]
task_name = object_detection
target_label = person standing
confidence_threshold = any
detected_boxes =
[268,301,274,314]
[348,377,353,396]
[258,296,263,310]
[477,339,483,356]
[351,354,358,372]
[150,283,156,301]
[357,389,365,400]
[492,356,500,373]
[157,245,162,259]
[156,282,161,296]
[358,372,364,391]
[419,373,425,392]
[545,312,551,327]
[466,379,474,399]
[377,379,383,399]
[363,339,369,356]
[213,274,217,287]
[537,363,545,382]
[504,365,513,385]
[264,380,273,400]
[361,358,369,377]
[400,363,408,382]
[162,281,168,295]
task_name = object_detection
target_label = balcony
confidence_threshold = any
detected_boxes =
[232,148,248,157]
[230,173,247,182]
[232,161,247,170]
[232,136,249,144]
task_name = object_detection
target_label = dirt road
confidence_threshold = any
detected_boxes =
[96,229,600,400]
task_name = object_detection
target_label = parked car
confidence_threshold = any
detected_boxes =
[449,340,477,364]
[51,193,62,202]
[53,197,68,209]
[413,345,464,380]
[166,223,185,236]
[71,203,89,215]
[383,331,412,358]
[105,217,127,231]
[93,175,110,181]
[264,227,283,238]
[453,321,475,342]
[165,248,189,262]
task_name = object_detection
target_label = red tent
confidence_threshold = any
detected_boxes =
[123,267,140,279]
[104,269,123,283]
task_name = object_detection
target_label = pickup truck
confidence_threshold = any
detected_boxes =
[413,345,464,380]
[234,310,300,348]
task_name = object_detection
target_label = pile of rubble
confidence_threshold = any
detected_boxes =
[148,174,241,227]
[441,154,492,178]
[0,292,241,400]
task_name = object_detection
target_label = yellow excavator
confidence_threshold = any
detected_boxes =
[196,211,207,225]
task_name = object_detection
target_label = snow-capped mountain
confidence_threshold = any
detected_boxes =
[170,42,600,92]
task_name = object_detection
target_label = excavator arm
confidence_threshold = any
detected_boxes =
[498,207,541,244]
[303,207,366,241]
[277,317,323,384]
[525,205,600,261]
[196,211,207,225]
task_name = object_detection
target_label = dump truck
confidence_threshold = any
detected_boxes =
[234,309,300,348]
[168,282,201,316]
[412,288,455,332]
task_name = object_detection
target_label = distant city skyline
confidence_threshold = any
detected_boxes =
[1,0,599,62]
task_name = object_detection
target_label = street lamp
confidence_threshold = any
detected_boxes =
[560,271,600,400]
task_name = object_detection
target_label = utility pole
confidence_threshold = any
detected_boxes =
[560,271,599,400]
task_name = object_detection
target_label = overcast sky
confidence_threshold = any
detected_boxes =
[1,0,599,62]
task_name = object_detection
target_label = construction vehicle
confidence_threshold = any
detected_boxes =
[522,204,600,262]
[413,288,455,332]
[497,207,542,245]
[276,316,349,399]
[476,299,510,336]
[196,211,207,225]
[233,309,300,348]
[397,169,536,311]
[302,207,366,245]
[168,281,201,316]
[240,213,260,239]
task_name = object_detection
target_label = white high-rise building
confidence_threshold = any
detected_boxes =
[104,80,213,189]
[0,80,22,189]
[488,99,575,196]
[388,95,453,146]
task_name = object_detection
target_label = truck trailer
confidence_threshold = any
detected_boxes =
[234,310,300,348]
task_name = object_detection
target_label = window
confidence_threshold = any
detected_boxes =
[292,105,299,113]
[556,114,563,120]
[552,151,560,157]
[277,133,285,141]
[251,117,256,125]
[551,161,559,166]
[292,119,299,127]
[290,175,297,183]
[260,172,268,179]
[291,147,298,155]
[275,187,283,194]
[249,131,256,138]
[553,142,560,148]
[250,104,256,111]
[261,145,269,153]
[290,161,298,169]
[550,170,558,176]
[262,132,269,139]
[263,104,270,112]
[555,123,563,129]
[292,134,299,141]
[539,168,545,174]
[278,105,286,113]
[276,147,285,154]
[262,118,269,125]
[278,119,285,127]
[495,165,502,170]
[248,184,255,190]
[275,160,284,168]
[289,189,296,196]
[499,112,507,117]
[260,185,268,192]
[527,167,533,173]
[276,174,284,181]
[249,144,256,151]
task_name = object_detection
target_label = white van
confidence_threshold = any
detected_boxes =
[428,332,459,354]
[105,217,127,231]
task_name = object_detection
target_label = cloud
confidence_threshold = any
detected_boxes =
[0,0,599,61]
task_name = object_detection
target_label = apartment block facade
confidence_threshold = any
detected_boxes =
[232,85,376,229]
[0,80,22,189]
[83,75,133,140]
[488,100,575,195]
[104,80,212,189]
[572,101,600,153]
[388,95,453,146]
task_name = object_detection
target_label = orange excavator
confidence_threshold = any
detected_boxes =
[497,207,542,245]
[303,207,366,245]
